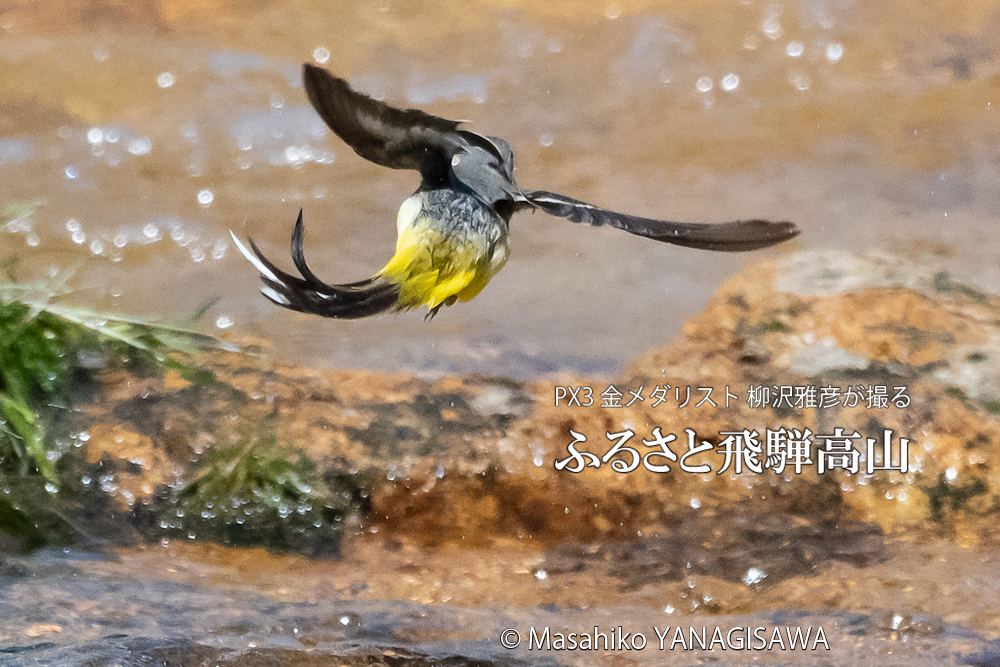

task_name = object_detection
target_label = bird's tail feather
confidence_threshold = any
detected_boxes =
[231,210,400,319]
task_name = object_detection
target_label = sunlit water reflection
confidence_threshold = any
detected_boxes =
[2,1,1000,664]
[3,0,997,378]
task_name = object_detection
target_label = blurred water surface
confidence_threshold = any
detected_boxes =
[2,0,997,377]
[3,3,1000,665]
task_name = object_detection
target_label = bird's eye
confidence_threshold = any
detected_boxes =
[451,154,462,167]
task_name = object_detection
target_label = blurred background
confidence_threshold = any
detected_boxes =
[1,0,997,377]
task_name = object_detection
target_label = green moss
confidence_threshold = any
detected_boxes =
[0,225,234,550]
[922,473,989,523]
[133,428,366,556]
[759,320,791,333]
[942,386,1000,415]
[945,386,968,403]
[932,271,952,293]
[980,398,1000,415]
[932,271,989,303]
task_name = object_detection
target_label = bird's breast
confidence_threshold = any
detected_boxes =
[396,195,423,236]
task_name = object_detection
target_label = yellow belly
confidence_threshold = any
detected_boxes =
[378,199,508,312]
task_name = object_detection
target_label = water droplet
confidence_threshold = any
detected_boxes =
[535,569,548,580]
[143,223,160,240]
[604,3,621,19]
[547,38,563,53]
[66,218,81,232]
[72,230,86,244]
[664,605,675,614]
[65,166,77,179]
[313,47,330,64]
[90,239,105,255]
[190,246,206,262]
[762,16,782,40]
[721,73,740,91]
[696,76,713,92]
[270,94,284,109]
[690,497,701,508]
[743,567,767,585]
[157,71,174,88]
[127,137,152,156]
[538,132,554,147]
[26,233,39,247]
[45,483,59,494]
[105,128,120,143]
[237,135,253,151]
[114,233,128,248]
[785,41,804,57]
[945,467,957,482]
[339,616,351,626]
[789,72,811,91]
[181,122,199,142]
[826,43,844,62]
[215,315,233,329]
[197,189,214,206]
[87,127,104,144]
[211,238,227,259]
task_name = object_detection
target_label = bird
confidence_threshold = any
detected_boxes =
[231,63,799,320]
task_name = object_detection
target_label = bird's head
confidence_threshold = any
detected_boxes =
[450,131,521,208]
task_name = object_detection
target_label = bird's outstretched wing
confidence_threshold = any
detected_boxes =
[522,190,799,252]
[303,63,461,187]
[230,210,399,319]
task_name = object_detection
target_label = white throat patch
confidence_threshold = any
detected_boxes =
[396,195,423,236]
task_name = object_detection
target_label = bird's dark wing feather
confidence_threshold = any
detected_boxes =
[230,210,399,320]
[303,63,461,185]
[522,191,799,252]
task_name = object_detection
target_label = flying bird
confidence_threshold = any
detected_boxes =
[232,64,799,319]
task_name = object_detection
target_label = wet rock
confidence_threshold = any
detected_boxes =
[7,636,525,667]
[11,250,1000,561]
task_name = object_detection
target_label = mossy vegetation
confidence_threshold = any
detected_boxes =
[133,427,358,557]
[922,473,992,523]
[932,271,989,303]
[0,269,232,486]
[1,202,364,554]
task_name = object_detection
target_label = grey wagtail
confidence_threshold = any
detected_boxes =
[231,64,799,319]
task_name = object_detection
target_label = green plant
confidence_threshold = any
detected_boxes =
[137,429,356,556]
[0,266,234,486]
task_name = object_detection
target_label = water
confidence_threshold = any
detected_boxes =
[2,1,996,378]
[1,538,999,666]
[2,1,1000,665]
